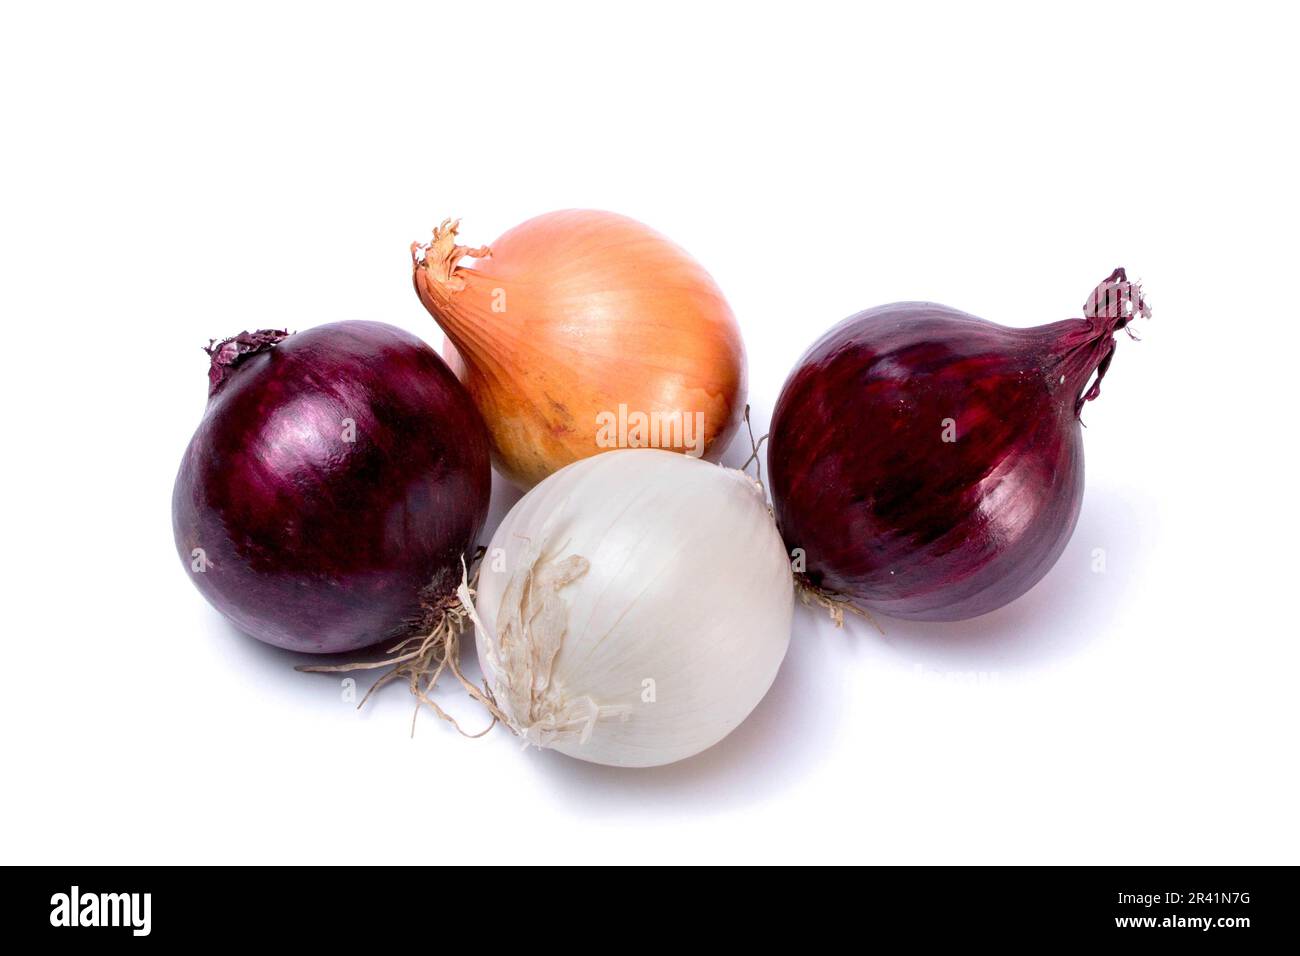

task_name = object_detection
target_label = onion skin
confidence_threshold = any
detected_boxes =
[173,321,491,653]
[412,210,747,489]
[473,449,792,767]
[769,270,1148,622]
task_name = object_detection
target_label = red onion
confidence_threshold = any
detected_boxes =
[768,269,1149,622]
[173,321,491,653]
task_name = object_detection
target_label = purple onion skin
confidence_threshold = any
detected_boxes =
[173,320,491,653]
[769,270,1146,622]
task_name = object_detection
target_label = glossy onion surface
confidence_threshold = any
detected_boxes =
[769,271,1144,621]
[173,321,491,652]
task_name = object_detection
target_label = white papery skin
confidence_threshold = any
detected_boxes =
[472,449,793,768]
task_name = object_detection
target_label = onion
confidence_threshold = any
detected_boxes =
[173,321,491,653]
[462,449,792,767]
[768,269,1150,622]
[411,210,747,489]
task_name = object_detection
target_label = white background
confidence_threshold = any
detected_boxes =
[3,1,1297,865]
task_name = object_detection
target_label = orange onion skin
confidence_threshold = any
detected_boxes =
[412,210,747,489]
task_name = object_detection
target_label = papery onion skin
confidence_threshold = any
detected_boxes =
[173,321,491,653]
[473,449,792,767]
[412,210,747,489]
[769,270,1148,622]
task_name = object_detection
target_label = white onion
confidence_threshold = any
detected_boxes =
[465,449,793,767]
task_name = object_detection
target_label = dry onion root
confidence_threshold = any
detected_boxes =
[296,558,508,738]
[795,576,881,632]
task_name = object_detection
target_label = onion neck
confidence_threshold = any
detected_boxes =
[411,218,490,293]
[1052,268,1150,418]
[410,219,503,373]
[204,329,289,397]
